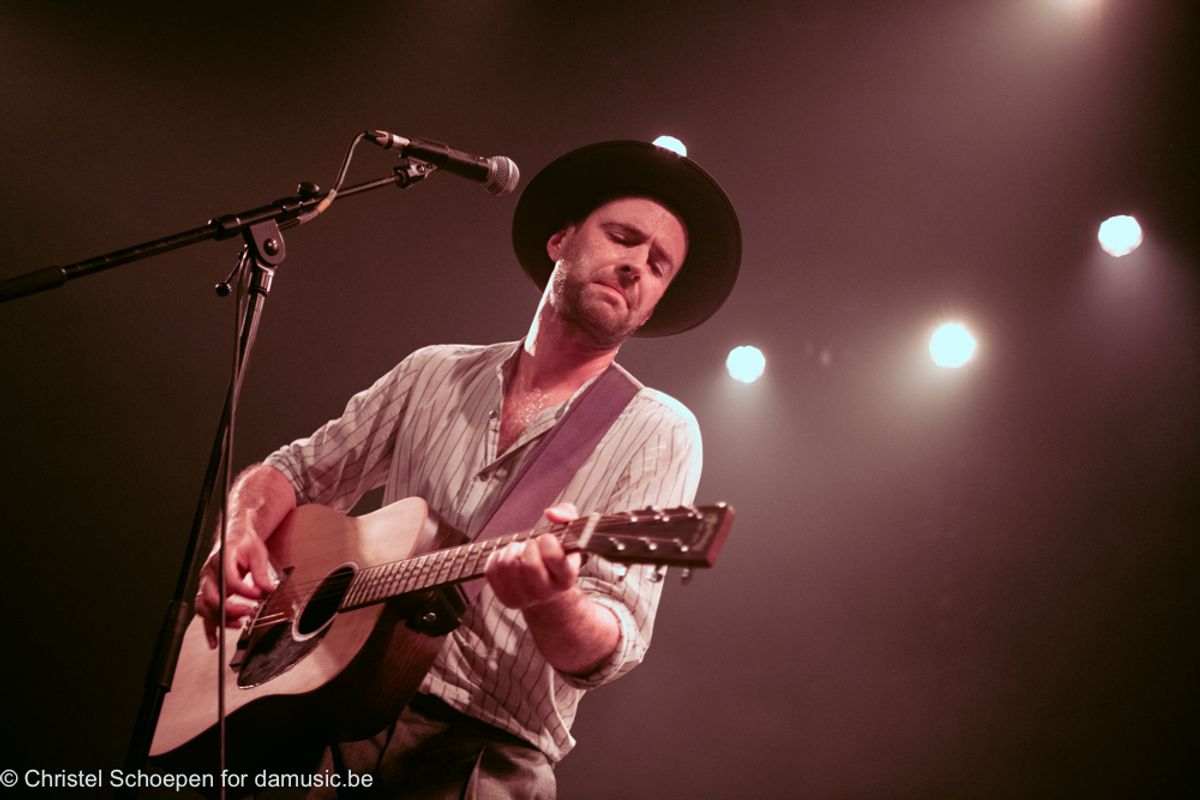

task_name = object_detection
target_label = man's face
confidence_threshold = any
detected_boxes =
[545,197,688,347]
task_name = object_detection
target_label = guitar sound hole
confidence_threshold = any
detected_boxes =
[295,565,355,637]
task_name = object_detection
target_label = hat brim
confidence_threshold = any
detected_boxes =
[512,140,741,337]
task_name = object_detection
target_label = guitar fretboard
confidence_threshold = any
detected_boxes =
[339,527,564,610]
[332,505,726,611]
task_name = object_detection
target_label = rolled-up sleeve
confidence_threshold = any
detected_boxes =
[558,399,703,689]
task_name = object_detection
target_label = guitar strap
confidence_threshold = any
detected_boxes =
[460,363,640,604]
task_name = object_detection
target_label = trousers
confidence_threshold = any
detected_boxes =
[255,694,556,800]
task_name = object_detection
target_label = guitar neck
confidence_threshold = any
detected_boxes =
[339,527,548,611]
[337,504,732,611]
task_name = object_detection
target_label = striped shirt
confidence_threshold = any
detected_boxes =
[264,341,702,761]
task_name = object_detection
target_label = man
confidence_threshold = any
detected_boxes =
[195,140,741,797]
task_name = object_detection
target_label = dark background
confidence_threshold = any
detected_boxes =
[2,2,1196,797]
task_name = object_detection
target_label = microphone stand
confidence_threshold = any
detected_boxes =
[0,162,435,304]
[0,157,436,799]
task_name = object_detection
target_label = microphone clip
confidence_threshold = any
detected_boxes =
[393,157,437,189]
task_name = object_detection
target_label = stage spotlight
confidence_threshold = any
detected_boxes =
[929,322,977,369]
[726,345,766,384]
[652,135,688,157]
[1098,215,1143,257]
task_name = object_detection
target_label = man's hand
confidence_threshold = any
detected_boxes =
[193,464,296,648]
[195,530,277,648]
[485,502,583,611]
[485,502,621,677]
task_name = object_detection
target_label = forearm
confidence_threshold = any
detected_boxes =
[521,586,620,677]
[225,463,297,543]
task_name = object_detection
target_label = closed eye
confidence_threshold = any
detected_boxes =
[603,223,676,278]
[605,226,636,246]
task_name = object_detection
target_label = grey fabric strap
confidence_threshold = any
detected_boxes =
[462,365,639,601]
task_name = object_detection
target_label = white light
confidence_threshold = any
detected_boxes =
[652,135,687,157]
[1098,215,1143,257]
[929,322,977,369]
[726,345,766,383]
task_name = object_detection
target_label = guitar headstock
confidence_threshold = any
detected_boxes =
[572,503,734,569]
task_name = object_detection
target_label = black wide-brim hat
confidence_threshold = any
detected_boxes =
[512,140,741,337]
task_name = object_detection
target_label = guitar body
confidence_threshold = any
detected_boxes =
[151,497,464,776]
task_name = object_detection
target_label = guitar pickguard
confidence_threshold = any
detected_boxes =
[235,564,354,688]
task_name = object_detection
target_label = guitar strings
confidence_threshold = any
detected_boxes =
[243,532,533,631]
[235,518,591,632]
[234,511,676,633]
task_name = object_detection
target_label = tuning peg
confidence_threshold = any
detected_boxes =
[680,568,693,586]
[614,565,629,582]
[649,565,667,583]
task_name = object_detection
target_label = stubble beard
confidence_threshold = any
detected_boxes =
[550,263,642,350]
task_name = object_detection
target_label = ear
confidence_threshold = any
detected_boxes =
[546,226,573,261]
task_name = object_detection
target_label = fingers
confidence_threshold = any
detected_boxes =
[544,502,579,524]
[243,538,278,595]
[535,535,582,591]
[198,584,259,648]
[196,569,262,648]
[222,539,268,600]
[195,534,277,648]
[485,534,582,609]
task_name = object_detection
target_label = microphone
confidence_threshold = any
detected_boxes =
[366,131,520,195]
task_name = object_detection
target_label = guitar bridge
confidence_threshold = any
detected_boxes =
[227,567,291,670]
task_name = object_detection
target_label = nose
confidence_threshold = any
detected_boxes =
[616,245,651,284]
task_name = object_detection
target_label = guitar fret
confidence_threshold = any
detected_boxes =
[362,568,376,606]
[451,546,468,581]
[386,564,400,601]
[433,553,448,586]
[361,566,378,605]
[416,553,435,592]
[397,560,416,594]
[402,557,419,594]
[359,567,376,605]
[365,566,384,605]
[466,541,487,579]
[344,573,363,608]
[424,552,440,589]
[437,549,455,585]
[365,568,383,604]
[345,567,373,609]
[381,562,400,601]
[449,543,469,583]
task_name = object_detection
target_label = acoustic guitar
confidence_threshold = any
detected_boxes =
[150,496,733,774]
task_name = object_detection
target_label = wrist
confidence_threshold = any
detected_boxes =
[523,584,587,619]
